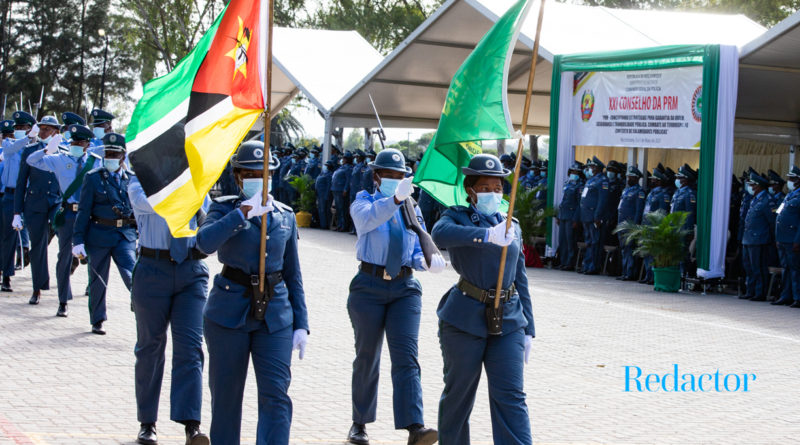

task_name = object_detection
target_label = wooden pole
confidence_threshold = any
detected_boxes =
[493,0,546,310]
[259,0,274,293]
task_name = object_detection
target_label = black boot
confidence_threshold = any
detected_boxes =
[92,322,106,335]
[347,423,369,445]
[137,423,157,445]
[56,303,69,317]
[1,276,11,292]
[184,421,209,445]
[406,424,438,445]
[28,290,40,305]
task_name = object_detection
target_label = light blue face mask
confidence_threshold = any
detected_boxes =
[606,172,615,179]
[241,178,265,199]
[789,181,796,192]
[322,166,328,173]
[769,188,777,195]
[541,172,547,178]
[68,145,84,158]
[93,127,106,140]
[13,130,26,139]
[585,169,594,178]
[527,171,535,178]
[745,184,754,195]
[675,179,682,189]
[309,153,316,159]
[41,135,53,144]
[475,192,503,216]
[63,131,72,140]
[104,158,121,172]
[379,178,401,197]
[569,174,580,181]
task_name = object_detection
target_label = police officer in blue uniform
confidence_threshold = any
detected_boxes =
[556,161,584,271]
[431,153,534,445]
[316,160,336,230]
[128,176,210,445]
[671,164,698,277]
[499,154,514,195]
[768,170,786,205]
[72,133,137,335]
[25,124,97,316]
[350,150,367,204]
[304,146,322,179]
[773,166,800,307]
[346,148,443,445]
[13,115,62,305]
[579,156,609,275]
[196,141,308,445]
[276,143,294,203]
[285,148,308,207]
[639,168,672,284]
[362,150,377,194]
[59,112,86,149]
[604,161,624,249]
[1,111,35,292]
[740,172,774,302]
[332,151,353,232]
[616,166,646,281]
[90,109,115,146]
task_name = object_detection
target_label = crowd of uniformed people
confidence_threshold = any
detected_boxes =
[1,109,540,445]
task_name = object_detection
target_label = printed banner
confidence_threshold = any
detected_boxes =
[572,66,703,149]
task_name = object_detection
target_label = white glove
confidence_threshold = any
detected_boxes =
[524,335,533,364]
[486,221,515,247]
[11,214,23,231]
[292,329,308,360]
[72,244,87,259]
[422,253,446,274]
[241,192,274,219]
[394,177,415,201]
[45,134,62,154]
[28,124,39,139]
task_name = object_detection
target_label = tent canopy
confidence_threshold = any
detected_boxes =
[328,0,764,133]
[269,27,383,118]
[737,10,800,145]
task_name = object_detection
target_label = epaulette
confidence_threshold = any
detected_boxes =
[511,216,520,224]
[450,205,470,212]
[213,195,240,204]
[274,201,293,212]
[89,152,103,160]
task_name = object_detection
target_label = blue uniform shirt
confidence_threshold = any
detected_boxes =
[776,189,800,245]
[743,190,774,246]
[361,166,375,193]
[1,137,30,189]
[15,142,62,214]
[617,184,646,224]
[671,185,697,229]
[350,190,425,270]
[26,149,97,203]
[315,169,332,196]
[579,174,609,223]
[558,179,583,221]
[331,163,351,192]
[304,158,321,179]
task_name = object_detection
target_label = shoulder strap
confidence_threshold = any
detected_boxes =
[63,156,96,199]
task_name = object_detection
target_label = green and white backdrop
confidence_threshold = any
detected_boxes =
[546,45,739,279]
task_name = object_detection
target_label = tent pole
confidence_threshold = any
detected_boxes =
[491,0,547,314]
[259,0,275,294]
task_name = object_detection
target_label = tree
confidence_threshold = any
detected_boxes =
[344,128,364,151]
[577,0,799,26]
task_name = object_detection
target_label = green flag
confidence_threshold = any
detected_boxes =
[414,0,532,207]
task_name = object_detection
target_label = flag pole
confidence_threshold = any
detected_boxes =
[259,0,274,293]
[492,0,546,313]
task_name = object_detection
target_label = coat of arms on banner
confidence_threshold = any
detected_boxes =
[580,90,595,122]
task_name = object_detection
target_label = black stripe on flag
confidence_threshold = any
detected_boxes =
[186,92,228,122]
[128,120,188,197]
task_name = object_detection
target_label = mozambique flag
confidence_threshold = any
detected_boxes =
[413,0,532,207]
[127,0,269,237]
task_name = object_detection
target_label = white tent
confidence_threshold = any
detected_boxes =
[325,0,764,144]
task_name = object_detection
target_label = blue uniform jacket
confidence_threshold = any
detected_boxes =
[558,179,583,221]
[196,196,308,333]
[287,159,307,179]
[742,190,774,246]
[579,175,609,223]
[361,166,375,193]
[431,206,535,338]
[315,170,332,197]
[73,168,137,247]
[605,177,624,221]
[15,142,62,214]
[617,184,646,224]
[738,191,752,241]
[671,186,697,229]
[644,186,671,214]
[331,164,351,192]
[776,189,800,244]
[304,158,321,179]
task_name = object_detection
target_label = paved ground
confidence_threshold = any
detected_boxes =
[1,227,800,444]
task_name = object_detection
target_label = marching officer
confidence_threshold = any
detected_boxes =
[25,124,97,316]
[431,153,534,445]
[640,168,672,285]
[740,172,774,301]
[346,148,444,445]
[128,176,210,445]
[579,156,609,275]
[773,166,800,307]
[616,166,646,281]
[72,133,137,335]
[1,111,35,292]
[556,161,584,271]
[13,115,62,305]
[90,109,115,146]
[331,151,353,232]
[196,141,308,445]
[304,146,322,179]
[316,159,336,230]
[671,164,698,277]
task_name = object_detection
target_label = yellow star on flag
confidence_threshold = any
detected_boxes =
[226,16,251,81]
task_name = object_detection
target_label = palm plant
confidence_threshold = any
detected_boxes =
[513,183,556,243]
[614,211,690,268]
[287,174,316,213]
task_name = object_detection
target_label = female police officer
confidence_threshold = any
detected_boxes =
[431,154,535,445]
[196,141,309,445]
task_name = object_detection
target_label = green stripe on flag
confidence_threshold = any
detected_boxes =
[696,44,721,271]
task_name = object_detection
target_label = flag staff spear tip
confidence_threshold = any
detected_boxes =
[259,0,275,293]
[491,0,547,318]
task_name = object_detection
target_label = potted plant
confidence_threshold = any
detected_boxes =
[287,174,316,228]
[513,183,556,267]
[614,210,690,292]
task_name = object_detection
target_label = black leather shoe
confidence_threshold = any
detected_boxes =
[562,266,575,272]
[583,270,598,276]
[738,294,753,299]
[407,426,438,445]
[28,290,40,305]
[790,301,800,308]
[347,423,369,445]
[750,296,766,302]
[1,277,11,292]
[92,322,106,335]
[771,299,793,306]
[615,276,628,281]
[137,423,157,444]
[185,425,209,445]
[56,303,68,317]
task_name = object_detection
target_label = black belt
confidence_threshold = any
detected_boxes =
[456,278,515,304]
[139,246,207,262]
[63,203,79,213]
[221,265,284,321]
[359,262,413,281]
[92,216,136,228]
[221,266,283,292]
